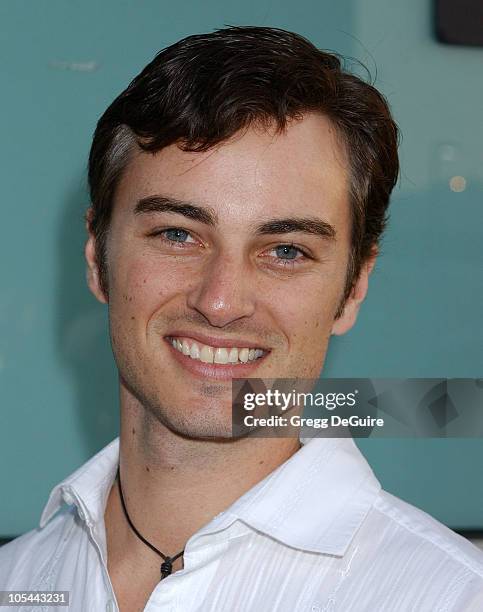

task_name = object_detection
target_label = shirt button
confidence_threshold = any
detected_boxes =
[105,599,115,612]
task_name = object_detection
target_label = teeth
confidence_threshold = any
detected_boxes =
[200,345,214,363]
[239,348,249,363]
[169,337,265,365]
[214,347,229,364]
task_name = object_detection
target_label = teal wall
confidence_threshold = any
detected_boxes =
[328,0,483,529]
[1,1,481,535]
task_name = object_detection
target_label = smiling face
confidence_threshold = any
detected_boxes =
[85,113,375,438]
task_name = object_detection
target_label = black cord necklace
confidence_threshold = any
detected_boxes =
[116,465,184,580]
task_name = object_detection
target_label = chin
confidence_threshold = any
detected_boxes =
[164,417,239,441]
[152,396,238,440]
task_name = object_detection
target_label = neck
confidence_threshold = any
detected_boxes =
[104,391,301,585]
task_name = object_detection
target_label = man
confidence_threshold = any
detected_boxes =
[1,25,483,611]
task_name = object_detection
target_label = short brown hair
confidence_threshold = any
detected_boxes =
[87,25,400,317]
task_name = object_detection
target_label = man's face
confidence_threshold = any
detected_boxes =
[86,113,371,438]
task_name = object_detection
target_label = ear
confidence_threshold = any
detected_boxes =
[84,207,109,304]
[331,247,378,336]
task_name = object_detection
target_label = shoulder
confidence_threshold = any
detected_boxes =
[0,506,77,589]
[359,489,483,609]
[372,490,483,573]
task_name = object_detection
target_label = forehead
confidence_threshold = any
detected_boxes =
[113,112,350,227]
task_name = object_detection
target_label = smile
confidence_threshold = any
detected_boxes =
[167,336,267,365]
[168,336,266,365]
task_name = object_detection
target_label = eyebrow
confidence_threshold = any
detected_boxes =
[254,218,336,241]
[134,195,337,241]
[134,195,217,226]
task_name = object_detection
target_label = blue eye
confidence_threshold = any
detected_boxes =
[164,228,190,242]
[274,244,303,260]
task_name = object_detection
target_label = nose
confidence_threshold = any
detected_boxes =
[186,253,256,328]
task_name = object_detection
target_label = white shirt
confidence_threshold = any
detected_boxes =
[1,435,483,611]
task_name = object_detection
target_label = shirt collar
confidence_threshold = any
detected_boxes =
[40,434,381,557]
[40,437,120,529]
[224,435,381,556]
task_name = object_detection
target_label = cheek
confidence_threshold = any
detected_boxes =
[269,269,345,378]
[272,275,341,343]
[109,253,183,314]
[107,256,178,362]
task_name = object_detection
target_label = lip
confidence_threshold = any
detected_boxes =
[164,331,268,350]
[164,337,270,381]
